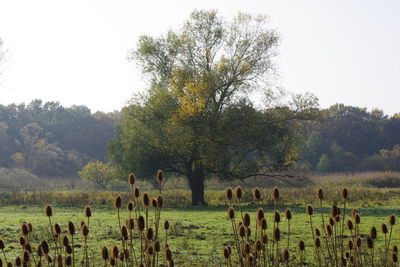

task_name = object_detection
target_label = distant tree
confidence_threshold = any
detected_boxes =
[316,154,330,172]
[79,161,116,189]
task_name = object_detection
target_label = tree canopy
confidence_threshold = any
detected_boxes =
[108,10,318,204]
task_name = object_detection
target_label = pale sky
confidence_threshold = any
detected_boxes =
[0,0,399,115]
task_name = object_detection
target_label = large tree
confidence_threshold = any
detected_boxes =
[109,10,318,205]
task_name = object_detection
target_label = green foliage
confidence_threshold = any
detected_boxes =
[316,153,330,172]
[78,161,117,189]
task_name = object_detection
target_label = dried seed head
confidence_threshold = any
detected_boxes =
[367,236,373,249]
[15,256,22,266]
[127,218,134,230]
[112,246,119,258]
[382,223,389,234]
[225,187,233,201]
[27,223,33,233]
[341,257,347,266]
[234,186,243,200]
[146,245,154,256]
[348,240,354,250]
[356,236,362,248]
[317,188,324,200]
[227,207,235,220]
[84,205,92,218]
[347,220,354,231]
[119,251,125,261]
[262,233,268,244]
[238,225,246,238]
[392,252,398,263]
[65,244,72,255]
[252,187,262,201]
[256,208,264,221]
[19,236,26,247]
[352,209,359,218]
[342,188,348,199]
[298,239,305,251]
[41,240,49,254]
[137,215,145,231]
[146,228,154,240]
[260,218,267,230]
[154,241,161,252]
[23,251,29,263]
[164,220,170,230]
[272,187,280,201]
[157,195,164,208]
[393,245,398,253]
[274,227,280,242]
[67,221,75,235]
[243,213,251,227]
[62,236,69,247]
[390,215,396,226]
[0,239,4,249]
[355,214,361,224]
[127,201,134,212]
[114,195,122,209]
[37,244,43,257]
[21,224,29,236]
[326,224,333,236]
[121,226,128,241]
[65,256,72,266]
[244,242,250,254]
[151,198,158,208]
[285,209,292,220]
[54,223,61,235]
[45,254,53,263]
[156,170,164,184]
[45,205,52,217]
[168,258,174,267]
[142,193,150,206]
[25,242,32,253]
[131,188,139,199]
[370,226,377,239]
[329,217,335,226]
[110,258,116,266]
[128,173,135,185]
[282,248,289,261]
[255,240,262,251]
[314,237,321,248]
[81,224,89,237]
[315,228,321,236]
[223,247,230,259]
[335,215,340,223]
[274,211,281,223]
[331,205,339,217]
[165,248,172,261]
[246,227,251,237]
[306,205,313,216]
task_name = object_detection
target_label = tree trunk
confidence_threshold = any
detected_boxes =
[188,164,206,205]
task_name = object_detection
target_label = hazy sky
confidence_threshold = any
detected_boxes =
[0,0,399,114]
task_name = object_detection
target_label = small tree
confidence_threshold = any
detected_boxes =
[79,161,115,189]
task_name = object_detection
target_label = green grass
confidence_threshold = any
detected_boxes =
[0,201,399,266]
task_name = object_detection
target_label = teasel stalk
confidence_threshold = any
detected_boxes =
[138,215,145,265]
[341,188,348,254]
[45,205,60,257]
[81,223,89,267]
[67,221,76,267]
[142,193,150,230]
[382,223,389,264]
[227,207,240,263]
[0,239,9,265]
[126,218,138,266]
[271,187,279,263]
[234,186,244,222]
[285,209,292,250]
[388,215,396,250]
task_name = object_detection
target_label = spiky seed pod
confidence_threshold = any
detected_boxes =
[314,237,321,248]
[142,193,150,206]
[238,225,246,238]
[329,217,335,226]
[274,211,281,223]
[252,187,262,201]
[157,195,164,208]
[227,207,235,220]
[154,241,161,253]
[67,221,75,235]
[382,223,389,234]
[370,227,377,239]
[80,221,86,231]
[393,245,398,253]
[15,257,22,266]
[124,249,129,260]
[315,228,321,236]
[234,186,243,200]
[81,224,89,237]
[262,233,268,244]
[168,258,174,267]
[347,220,354,230]
[244,242,250,254]
[128,173,135,185]
[45,205,52,217]
[25,242,32,253]
[243,213,251,227]
[45,254,52,263]
[341,257,347,267]
[306,205,313,216]
[355,214,361,224]
[118,251,125,261]
[127,218,134,230]
[285,209,292,220]
[342,188,348,199]
[84,205,92,218]
[255,240,262,251]
[335,215,340,223]
[260,218,267,230]
[110,258,116,266]
[101,247,109,261]
[62,236,69,247]
[151,198,158,208]
[390,214,396,226]
[317,188,324,200]
[392,252,398,263]
[0,239,4,249]
[326,225,333,236]
[65,245,72,255]
[348,240,354,250]
[146,228,154,241]
[65,256,72,266]
[137,215,145,231]
[57,255,62,266]
[345,251,350,258]
[165,248,172,261]
[121,226,128,241]
[246,227,251,237]
[223,247,230,259]
[127,201,134,212]
[331,205,339,217]
[21,223,29,236]
[23,251,29,263]
[274,228,280,242]
[298,239,305,251]
[349,256,355,264]
[164,220,170,230]
[27,223,33,233]
[37,244,44,257]
[225,187,233,201]
[282,249,289,261]
[367,236,373,249]
[114,195,122,209]
[54,223,61,235]
[112,246,118,258]
[352,209,359,218]
[19,236,26,247]
[256,208,264,221]
[356,236,362,248]
[272,187,280,201]
[156,169,164,184]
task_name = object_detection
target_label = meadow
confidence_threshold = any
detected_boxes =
[0,171,400,266]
